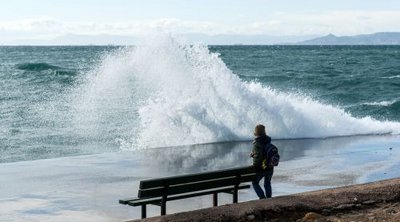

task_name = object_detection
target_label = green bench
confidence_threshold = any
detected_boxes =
[119,166,256,219]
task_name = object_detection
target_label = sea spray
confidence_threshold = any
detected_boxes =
[68,35,400,150]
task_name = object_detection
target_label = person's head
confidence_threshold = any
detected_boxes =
[254,124,266,137]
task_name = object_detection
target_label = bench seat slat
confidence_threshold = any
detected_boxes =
[139,174,255,198]
[119,198,139,205]
[140,166,255,189]
[127,184,250,206]
[119,196,156,205]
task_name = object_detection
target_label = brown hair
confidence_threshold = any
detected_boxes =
[254,124,266,136]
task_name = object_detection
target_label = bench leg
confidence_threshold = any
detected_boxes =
[213,193,218,207]
[233,185,238,203]
[161,200,166,216]
[141,204,147,219]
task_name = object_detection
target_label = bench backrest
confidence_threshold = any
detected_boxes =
[138,166,256,198]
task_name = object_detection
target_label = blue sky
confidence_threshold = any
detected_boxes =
[1,0,400,44]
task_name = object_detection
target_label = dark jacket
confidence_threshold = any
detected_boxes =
[252,134,271,170]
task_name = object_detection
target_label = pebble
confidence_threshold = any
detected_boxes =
[322,209,332,215]
[334,204,355,210]
[301,212,323,221]
[385,208,397,214]
[247,214,255,221]
[362,200,376,205]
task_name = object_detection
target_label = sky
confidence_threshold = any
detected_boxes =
[1,0,400,44]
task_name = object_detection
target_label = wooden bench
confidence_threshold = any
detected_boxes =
[119,166,256,219]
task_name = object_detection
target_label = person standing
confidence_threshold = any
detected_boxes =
[250,124,274,199]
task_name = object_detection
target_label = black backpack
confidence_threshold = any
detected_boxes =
[262,143,280,169]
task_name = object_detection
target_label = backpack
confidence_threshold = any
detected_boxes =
[262,143,280,169]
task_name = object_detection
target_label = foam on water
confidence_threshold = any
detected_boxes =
[381,75,400,79]
[362,99,399,107]
[72,34,400,150]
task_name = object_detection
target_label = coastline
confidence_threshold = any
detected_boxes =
[1,135,399,221]
[130,178,400,222]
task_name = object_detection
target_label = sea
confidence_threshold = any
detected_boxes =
[1,36,399,163]
[1,36,400,221]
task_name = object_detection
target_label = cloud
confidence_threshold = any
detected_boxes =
[0,17,64,32]
[0,17,223,37]
[264,10,400,35]
[0,10,400,43]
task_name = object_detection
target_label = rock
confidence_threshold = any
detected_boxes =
[385,208,396,214]
[321,209,332,215]
[362,200,376,205]
[334,204,355,210]
[392,202,400,207]
[394,212,400,220]
[302,212,323,221]
[247,214,255,221]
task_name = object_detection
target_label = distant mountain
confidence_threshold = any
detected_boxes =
[297,32,400,45]
[4,32,400,46]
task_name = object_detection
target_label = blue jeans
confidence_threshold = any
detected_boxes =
[252,168,274,199]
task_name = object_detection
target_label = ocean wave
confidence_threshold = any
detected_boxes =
[15,62,76,77]
[73,34,400,150]
[16,62,63,71]
[381,75,400,79]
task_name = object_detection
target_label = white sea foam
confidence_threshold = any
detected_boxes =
[74,34,400,150]
[362,99,398,107]
[381,75,400,79]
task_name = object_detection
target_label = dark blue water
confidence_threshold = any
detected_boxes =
[1,44,400,163]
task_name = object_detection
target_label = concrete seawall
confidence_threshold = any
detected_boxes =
[129,178,400,222]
